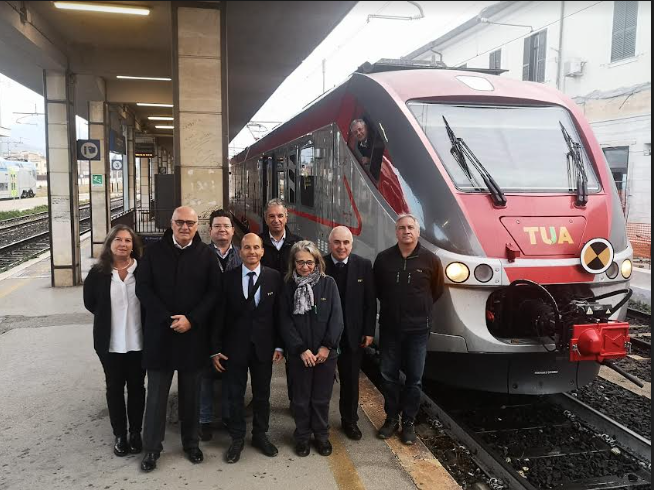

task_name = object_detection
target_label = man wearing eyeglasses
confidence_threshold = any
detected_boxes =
[198,209,242,442]
[136,206,221,472]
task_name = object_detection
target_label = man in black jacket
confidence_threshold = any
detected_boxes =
[210,233,284,464]
[136,206,221,472]
[259,198,302,276]
[324,226,376,441]
[373,214,443,446]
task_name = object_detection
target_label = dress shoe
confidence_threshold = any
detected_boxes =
[377,418,399,439]
[342,422,363,441]
[140,452,159,472]
[401,420,417,445]
[226,439,245,464]
[252,435,278,457]
[199,423,213,441]
[129,432,142,454]
[113,435,129,457]
[314,439,332,457]
[184,447,204,464]
[295,440,310,457]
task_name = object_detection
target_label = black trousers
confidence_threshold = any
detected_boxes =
[226,343,273,441]
[142,369,201,454]
[337,347,363,425]
[289,356,337,443]
[98,351,146,437]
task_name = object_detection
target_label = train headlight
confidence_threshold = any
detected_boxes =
[446,262,470,283]
[474,264,493,283]
[621,259,632,279]
[606,262,619,279]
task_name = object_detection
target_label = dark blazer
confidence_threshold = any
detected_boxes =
[136,229,221,371]
[323,253,377,352]
[211,265,282,366]
[279,275,344,360]
[259,227,302,275]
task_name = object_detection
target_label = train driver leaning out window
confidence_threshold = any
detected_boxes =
[348,118,384,183]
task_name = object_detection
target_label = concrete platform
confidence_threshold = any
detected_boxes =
[0,236,460,490]
[631,267,651,307]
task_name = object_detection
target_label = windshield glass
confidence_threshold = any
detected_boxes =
[408,103,601,193]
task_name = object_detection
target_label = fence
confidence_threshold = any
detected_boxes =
[627,222,651,260]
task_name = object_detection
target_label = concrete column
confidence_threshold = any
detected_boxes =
[139,157,150,209]
[173,2,228,235]
[88,101,111,258]
[44,70,81,287]
[126,126,136,209]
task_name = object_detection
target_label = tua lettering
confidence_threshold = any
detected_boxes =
[523,226,574,245]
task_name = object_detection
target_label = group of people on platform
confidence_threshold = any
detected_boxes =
[83,198,443,472]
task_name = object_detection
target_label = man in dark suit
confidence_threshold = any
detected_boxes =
[136,206,221,472]
[211,233,284,463]
[324,226,376,440]
[259,198,302,276]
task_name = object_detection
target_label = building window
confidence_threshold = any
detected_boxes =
[611,1,638,62]
[489,49,502,70]
[523,30,547,82]
[603,146,629,213]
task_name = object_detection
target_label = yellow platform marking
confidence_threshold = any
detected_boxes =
[0,278,32,300]
[327,431,367,490]
[358,373,461,490]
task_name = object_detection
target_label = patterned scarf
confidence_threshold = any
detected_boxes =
[292,270,322,315]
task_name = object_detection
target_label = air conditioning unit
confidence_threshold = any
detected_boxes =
[564,59,584,77]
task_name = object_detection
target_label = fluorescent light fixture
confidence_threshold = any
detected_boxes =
[148,116,174,121]
[54,2,150,15]
[137,103,173,108]
[155,125,174,130]
[117,75,172,81]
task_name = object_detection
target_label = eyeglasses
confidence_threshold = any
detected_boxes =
[295,260,315,267]
[211,224,232,229]
[173,220,197,228]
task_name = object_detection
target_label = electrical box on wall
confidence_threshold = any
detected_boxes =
[564,59,584,77]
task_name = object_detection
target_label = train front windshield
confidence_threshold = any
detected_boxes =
[408,103,601,194]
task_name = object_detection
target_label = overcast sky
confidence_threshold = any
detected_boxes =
[0,1,497,157]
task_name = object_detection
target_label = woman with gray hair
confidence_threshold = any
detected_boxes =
[280,240,344,457]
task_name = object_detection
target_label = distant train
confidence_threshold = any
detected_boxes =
[230,62,633,395]
[0,158,37,199]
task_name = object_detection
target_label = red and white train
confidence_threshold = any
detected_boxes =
[230,62,633,394]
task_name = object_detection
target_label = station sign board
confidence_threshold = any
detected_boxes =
[77,139,101,160]
[110,130,126,154]
[135,142,155,158]
[91,174,104,188]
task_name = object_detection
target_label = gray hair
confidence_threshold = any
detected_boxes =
[396,213,420,227]
[349,118,367,132]
[264,198,287,215]
[285,240,326,282]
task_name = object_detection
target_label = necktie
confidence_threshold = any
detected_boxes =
[335,262,345,270]
[247,271,256,299]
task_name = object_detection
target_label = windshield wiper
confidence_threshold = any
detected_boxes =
[442,116,507,207]
[559,122,588,207]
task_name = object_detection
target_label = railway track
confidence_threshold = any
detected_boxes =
[627,308,651,353]
[0,200,125,272]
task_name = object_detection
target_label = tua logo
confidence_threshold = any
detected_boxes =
[523,226,574,245]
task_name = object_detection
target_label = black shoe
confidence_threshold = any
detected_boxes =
[295,440,310,457]
[199,423,213,441]
[226,439,245,464]
[140,452,159,472]
[401,420,417,445]
[184,447,204,464]
[252,435,278,457]
[314,439,332,456]
[377,418,399,439]
[128,432,142,454]
[342,422,363,441]
[113,435,129,457]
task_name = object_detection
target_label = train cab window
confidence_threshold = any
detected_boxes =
[348,117,385,183]
[299,145,315,208]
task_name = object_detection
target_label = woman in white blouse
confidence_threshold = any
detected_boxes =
[84,225,145,457]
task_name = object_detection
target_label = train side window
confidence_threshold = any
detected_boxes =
[277,170,286,201]
[299,145,315,208]
[348,116,385,184]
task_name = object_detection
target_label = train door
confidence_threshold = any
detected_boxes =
[9,168,17,198]
[286,146,298,232]
[313,126,335,254]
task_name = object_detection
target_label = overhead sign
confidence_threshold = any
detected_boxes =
[109,130,126,154]
[91,174,104,188]
[135,142,155,157]
[111,160,123,171]
[77,139,101,160]
[580,238,614,274]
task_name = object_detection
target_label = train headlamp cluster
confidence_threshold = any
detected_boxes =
[621,259,633,279]
[473,264,494,283]
[606,262,619,279]
[445,262,470,283]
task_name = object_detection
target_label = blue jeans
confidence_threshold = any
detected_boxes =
[379,330,429,422]
[199,367,230,424]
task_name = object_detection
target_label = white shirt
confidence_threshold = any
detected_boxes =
[173,235,193,250]
[214,243,233,259]
[270,232,286,251]
[331,255,350,266]
[109,259,143,353]
[242,264,261,306]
